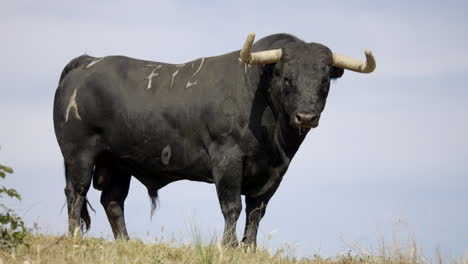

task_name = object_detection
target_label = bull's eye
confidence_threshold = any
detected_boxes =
[284,78,292,88]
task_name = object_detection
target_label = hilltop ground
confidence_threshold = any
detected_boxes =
[0,234,466,264]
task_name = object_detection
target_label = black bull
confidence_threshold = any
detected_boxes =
[53,33,374,246]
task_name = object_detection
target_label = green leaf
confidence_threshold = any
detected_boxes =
[0,165,13,174]
[5,189,21,200]
[0,187,21,200]
[0,171,5,178]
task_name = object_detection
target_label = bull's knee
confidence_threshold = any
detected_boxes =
[101,198,122,217]
[223,206,242,224]
[107,201,122,216]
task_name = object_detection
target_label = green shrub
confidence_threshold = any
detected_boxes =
[0,163,30,249]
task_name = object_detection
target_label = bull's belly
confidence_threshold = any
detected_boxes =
[107,133,213,186]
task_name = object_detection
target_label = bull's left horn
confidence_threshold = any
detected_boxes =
[240,33,282,64]
[332,49,376,73]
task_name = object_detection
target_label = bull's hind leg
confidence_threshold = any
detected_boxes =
[95,156,131,239]
[64,150,96,235]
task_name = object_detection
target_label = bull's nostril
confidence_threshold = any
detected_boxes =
[295,112,317,126]
[296,113,303,122]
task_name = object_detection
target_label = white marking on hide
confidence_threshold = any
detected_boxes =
[176,63,186,67]
[85,58,104,68]
[146,65,162,89]
[185,80,198,89]
[191,57,205,78]
[244,64,248,74]
[170,69,179,88]
[65,89,82,122]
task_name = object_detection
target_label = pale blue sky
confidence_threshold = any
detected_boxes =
[1,0,467,258]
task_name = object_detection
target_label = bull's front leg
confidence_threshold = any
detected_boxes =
[211,146,243,247]
[242,168,283,248]
[241,196,270,248]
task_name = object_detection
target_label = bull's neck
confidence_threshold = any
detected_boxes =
[245,64,307,161]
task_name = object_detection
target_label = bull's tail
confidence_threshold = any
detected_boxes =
[64,161,94,232]
[80,199,92,232]
[59,55,95,84]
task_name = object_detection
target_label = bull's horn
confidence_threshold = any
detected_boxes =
[240,33,282,64]
[332,49,376,73]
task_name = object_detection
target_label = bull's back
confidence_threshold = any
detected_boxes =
[55,55,230,181]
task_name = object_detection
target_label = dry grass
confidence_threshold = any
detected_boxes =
[0,234,466,264]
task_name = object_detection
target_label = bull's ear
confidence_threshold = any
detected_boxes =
[330,66,344,79]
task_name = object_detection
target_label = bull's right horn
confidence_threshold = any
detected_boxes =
[240,33,282,64]
[332,49,376,73]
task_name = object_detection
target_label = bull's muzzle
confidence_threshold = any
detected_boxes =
[294,112,319,128]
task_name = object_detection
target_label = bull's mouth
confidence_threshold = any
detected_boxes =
[298,124,315,129]
[293,122,318,135]
[299,123,317,130]
[296,126,311,135]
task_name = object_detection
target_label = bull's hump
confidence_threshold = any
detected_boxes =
[141,57,208,92]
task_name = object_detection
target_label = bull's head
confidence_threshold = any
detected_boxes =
[240,33,376,131]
